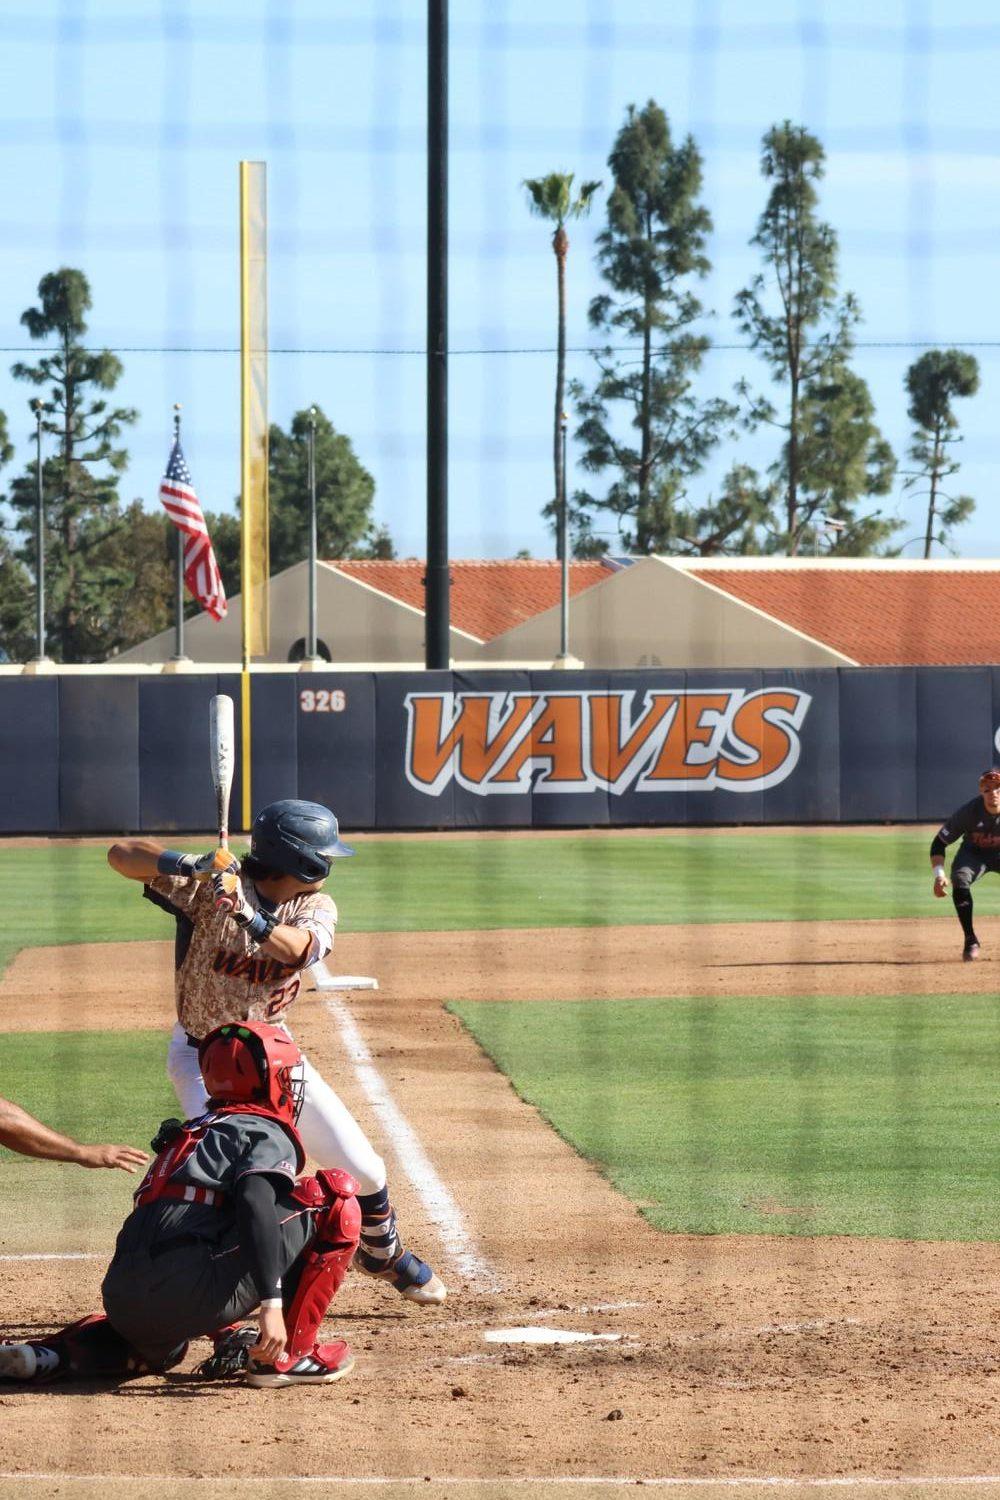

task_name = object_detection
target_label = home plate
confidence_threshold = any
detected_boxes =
[484,1327,622,1345]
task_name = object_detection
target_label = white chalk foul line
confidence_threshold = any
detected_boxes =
[8,1475,1000,1490]
[316,969,498,1293]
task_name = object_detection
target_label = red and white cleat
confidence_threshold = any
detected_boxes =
[246,1340,354,1388]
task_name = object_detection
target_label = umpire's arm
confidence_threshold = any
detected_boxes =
[0,1097,148,1172]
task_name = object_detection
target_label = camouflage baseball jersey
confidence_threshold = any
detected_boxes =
[144,873,337,1038]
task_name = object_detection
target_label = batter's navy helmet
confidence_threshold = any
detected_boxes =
[250,799,354,883]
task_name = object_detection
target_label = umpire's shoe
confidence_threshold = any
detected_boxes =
[246,1340,355,1387]
[964,939,982,962]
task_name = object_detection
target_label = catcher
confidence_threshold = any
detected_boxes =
[930,768,1000,960]
[0,1021,360,1388]
[106,798,445,1305]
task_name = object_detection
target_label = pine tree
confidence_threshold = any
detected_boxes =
[735,123,897,555]
[0,535,34,663]
[570,101,737,555]
[903,349,979,557]
[267,407,387,570]
[8,268,136,660]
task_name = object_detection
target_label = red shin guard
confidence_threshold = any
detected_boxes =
[284,1169,361,1359]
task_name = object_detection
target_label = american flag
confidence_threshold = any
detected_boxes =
[158,438,228,622]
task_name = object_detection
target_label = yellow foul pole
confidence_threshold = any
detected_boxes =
[239,160,269,831]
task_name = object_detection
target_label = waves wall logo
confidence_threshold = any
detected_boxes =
[404,688,812,797]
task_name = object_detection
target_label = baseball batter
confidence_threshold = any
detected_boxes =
[930,767,1000,960]
[0,1022,360,1387]
[106,798,445,1305]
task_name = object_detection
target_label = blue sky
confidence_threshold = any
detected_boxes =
[0,0,998,561]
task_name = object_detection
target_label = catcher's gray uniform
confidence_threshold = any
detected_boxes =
[101,1110,311,1368]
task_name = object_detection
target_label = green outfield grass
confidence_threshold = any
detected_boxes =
[0,827,983,975]
[449,994,1000,1242]
[0,1031,174,1253]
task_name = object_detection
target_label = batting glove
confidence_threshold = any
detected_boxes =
[933,867,949,897]
[212,864,248,916]
[211,869,278,946]
[157,847,236,882]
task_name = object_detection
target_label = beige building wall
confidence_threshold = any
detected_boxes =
[475,557,854,668]
[115,561,480,665]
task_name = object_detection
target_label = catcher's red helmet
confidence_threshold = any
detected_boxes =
[980,769,1000,794]
[198,1022,305,1126]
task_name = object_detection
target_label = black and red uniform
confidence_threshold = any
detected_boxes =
[930,796,1000,948]
[0,1108,359,1381]
[102,1107,313,1369]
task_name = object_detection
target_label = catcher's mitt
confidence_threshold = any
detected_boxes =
[197,1325,258,1380]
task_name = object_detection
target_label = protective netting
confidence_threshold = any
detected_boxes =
[0,1,996,561]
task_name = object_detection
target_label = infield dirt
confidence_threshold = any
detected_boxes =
[2,918,1000,1494]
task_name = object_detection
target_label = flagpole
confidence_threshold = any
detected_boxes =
[170,404,188,663]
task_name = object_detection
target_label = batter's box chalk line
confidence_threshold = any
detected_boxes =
[320,986,500,1293]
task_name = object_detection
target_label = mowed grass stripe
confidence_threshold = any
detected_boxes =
[0,829,983,974]
[449,994,1000,1243]
[0,1031,174,1254]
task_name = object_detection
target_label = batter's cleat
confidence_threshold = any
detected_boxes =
[963,940,981,962]
[363,1249,448,1305]
[246,1340,354,1388]
[0,1342,62,1381]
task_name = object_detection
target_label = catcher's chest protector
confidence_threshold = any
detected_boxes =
[282,1169,362,1360]
[133,1116,222,1207]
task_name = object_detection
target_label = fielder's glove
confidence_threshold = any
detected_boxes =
[933,866,949,897]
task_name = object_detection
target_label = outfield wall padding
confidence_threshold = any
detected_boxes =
[1,667,996,833]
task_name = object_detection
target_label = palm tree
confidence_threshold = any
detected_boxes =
[523,172,601,555]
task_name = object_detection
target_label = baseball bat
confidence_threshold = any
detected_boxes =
[209,694,236,849]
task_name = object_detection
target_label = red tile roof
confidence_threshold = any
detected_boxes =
[329,558,614,642]
[691,566,1000,666]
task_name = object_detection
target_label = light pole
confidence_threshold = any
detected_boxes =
[306,407,318,662]
[31,399,47,663]
[556,411,569,664]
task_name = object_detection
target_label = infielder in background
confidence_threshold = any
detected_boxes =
[0,1097,147,1172]
[107,797,445,1305]
[0,1021,360,1388]
[930,768,1000,960]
